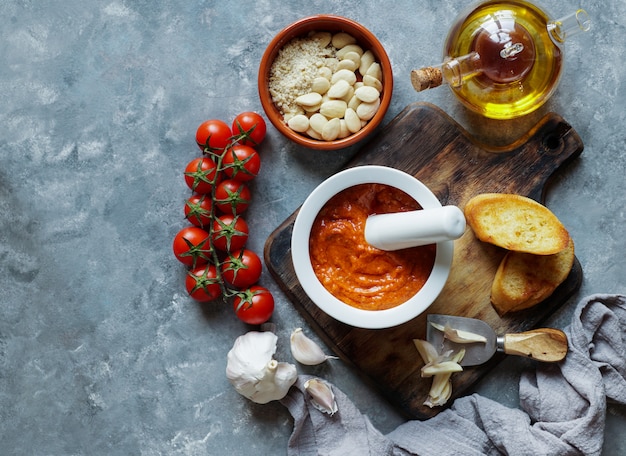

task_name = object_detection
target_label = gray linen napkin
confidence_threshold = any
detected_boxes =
[280,294,626,456]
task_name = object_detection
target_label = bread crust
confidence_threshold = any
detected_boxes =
[464,193,570,255]
[491,237,575,314]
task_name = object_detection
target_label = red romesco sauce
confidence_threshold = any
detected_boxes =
[309,183,437,310]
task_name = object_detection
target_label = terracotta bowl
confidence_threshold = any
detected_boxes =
[291,165,454,329]
[258,15,393,150]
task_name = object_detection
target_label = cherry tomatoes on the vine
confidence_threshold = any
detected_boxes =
[184,194,213,228]
[221,249,262,289]
[211,214,249,252]
[172,226,212,268]
[233,286,274,324]
[196,119,232,154]
[232,112,266,147]
[186,264,222,302]
[184,157,220,194]
[222,145,260,182]
[214,179,251,215]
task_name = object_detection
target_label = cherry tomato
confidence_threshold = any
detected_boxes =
[214,179,251,214]
[232,112,266,147]
[184,194,213,228]
[184,157,221,194]
[186,264,222,302]
[222,145,260,182]
[221,249,262,289]
[233,286,274,325]
[172,226,212,267]
[196,119,232,154]
[211,214,249,252]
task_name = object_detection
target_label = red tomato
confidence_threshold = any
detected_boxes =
[222,145,260,182]
[233,286,274,324]
[196,119,232,154]
[221,249,262,289]
[214,179,251,214]
[172,226,212,267]
[232,112,266,147]
[184,194,213,228]
[184,157,221,194]
[186,264,222,302]
[211,214,249,252]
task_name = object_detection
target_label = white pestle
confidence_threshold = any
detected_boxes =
[364,205,466,251]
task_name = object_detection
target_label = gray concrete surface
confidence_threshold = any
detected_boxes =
[1,0,624,454]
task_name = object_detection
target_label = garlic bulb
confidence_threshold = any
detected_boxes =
[226,331,298,404]
[290,328,338,365]
[304,378,338,415]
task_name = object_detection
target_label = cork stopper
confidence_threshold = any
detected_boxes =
[411,67,443,92]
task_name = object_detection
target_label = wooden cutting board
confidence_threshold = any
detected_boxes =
[263,102,583,420]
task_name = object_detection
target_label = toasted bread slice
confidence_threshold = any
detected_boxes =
[491,237,575,314]
[464,193,570,255]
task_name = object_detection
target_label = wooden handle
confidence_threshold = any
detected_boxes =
[502,328,568,362]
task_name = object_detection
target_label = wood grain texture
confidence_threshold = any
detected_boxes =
[263,102,583,419]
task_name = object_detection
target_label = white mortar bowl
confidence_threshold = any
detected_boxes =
[291,165,454,329]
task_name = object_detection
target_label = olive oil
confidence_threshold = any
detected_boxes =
[444,0,562,119]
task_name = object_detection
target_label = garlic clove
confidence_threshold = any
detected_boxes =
[413,339,439,364]
[424,375,452,408]
[429,372,452,399]
[304,378,338,415]
[430,322,488,344]
[421,361,463,377]
[450,348,466,364]
[424,352,461,408]
[290,328,338,365]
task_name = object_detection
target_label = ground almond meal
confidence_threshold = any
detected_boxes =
[269,35,336,117]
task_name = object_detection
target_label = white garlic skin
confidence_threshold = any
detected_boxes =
[290,328,337,366]
[226,331,297,404]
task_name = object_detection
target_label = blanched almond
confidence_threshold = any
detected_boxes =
[321,117,341,141]
[320,100,347,119]
[359,50,376,76]
[347,95,361,111]
[327,79,351,99]
[336,59,358,72]
[356,98,380,120]
[340,86,355,104]
[344,108,361,133]
[363,74,383,92]
[342,50,360,65]
[311,77,331,94]
[302,103,322,113]
[318,66,333,80]
[366,62,383,81]
[306,127,322,140]
[331,32,357,49]
[295,92,323,107]
[331,69,357,86]
[355,85,380,103]
[311,31,332,47]
[337,44,363,59]
[287,114,310,132]
[309,113,328,134]
[338,119,350,138]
